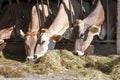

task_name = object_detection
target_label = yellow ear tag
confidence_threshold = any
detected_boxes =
[90,27,99,33]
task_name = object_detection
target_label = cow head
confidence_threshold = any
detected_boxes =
[72,19,87,56]
[74,19,100,36]
[34,28,62,59]
[20,28,62,60]
[74,19,88,37]
[20,30,37,60]
[73,19,100,56]
[19,4,49,61]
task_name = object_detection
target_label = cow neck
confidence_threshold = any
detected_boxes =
[48,0,70,36]
[83,0,102,26]
[48,17,69,36]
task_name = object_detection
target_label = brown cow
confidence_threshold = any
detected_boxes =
[20,2,58,60]
[0,27,14,44]
[21,0,82,60]
[0,2,33,43]
[72,0,105,55]
[20,4,49,60]
[33,0,82,59]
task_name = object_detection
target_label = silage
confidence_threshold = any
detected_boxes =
[58,50,86,69]
[32,50,66,74]
[0,66,25,78]
[19,51,120,80]
[76,69,112,80]
[27,49,86,74]
[110,56,120,80]
[0,50,120,79]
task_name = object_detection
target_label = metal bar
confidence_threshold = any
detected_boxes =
[3,39,116,44]
[41,0,46,23]
[16,0,21,21]
[47,0,52,15]
[117,0,120,54]
[57,0,61,7]
[80,0,84,19]
[69,0,73,27]
[106,0,110,40]
[8,0,15,25]
[36,0,41,28]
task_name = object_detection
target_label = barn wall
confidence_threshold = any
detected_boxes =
[117,0,120,54]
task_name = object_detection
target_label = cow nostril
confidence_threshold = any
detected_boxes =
[34,55,38,59]
[26,57,30,61]
[34,55,41,63]
[73,51,79,56]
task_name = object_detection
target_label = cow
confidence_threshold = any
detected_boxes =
[0,27,14,44]
[20,0,83,60]
[20,4,49,60]
[33,0,84,59]
[0,2,33,51]
[72,0,105,56]
[0,1,59,60]
[20,2,59,60]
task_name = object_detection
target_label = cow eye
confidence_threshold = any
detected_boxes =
[41,41,45,44]
[80,34,84,37]
[79,33,84,39]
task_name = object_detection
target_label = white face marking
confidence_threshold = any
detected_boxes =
[41,33,50,44]
[25,33,37,59]
[75,50,84,56]
[26,56,34,60]
[0,39,4,44]
[34,32,50,59]
[78,22,85,34]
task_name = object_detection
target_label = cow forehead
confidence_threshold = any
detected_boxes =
[78,22,84,28]
[26,32,36,36]
[40,32,50,41]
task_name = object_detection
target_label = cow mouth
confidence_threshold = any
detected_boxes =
[73,50,84,56]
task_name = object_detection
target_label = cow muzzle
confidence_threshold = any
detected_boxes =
[73,50,84,56]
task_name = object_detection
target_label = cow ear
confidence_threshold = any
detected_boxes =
[89,25,99,33]
[41,28,49,33]
[20,29,25,39]
[75,19,82,24]
[75,19,83,25]
[69,27,73,34]
[52,35,62,42]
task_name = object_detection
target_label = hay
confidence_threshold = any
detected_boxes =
[76,69,112,80]
[0,49,120,80]
[0,51,4,58]
[0,66,25,78]
[111,64,120,80]
[81,55,112,73]
[110,56,120,80]
[16,49,86,75]
[27,49,87,75]
[59,50,86,69]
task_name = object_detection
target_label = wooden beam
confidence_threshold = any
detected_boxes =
[93,40,116,43]
[117,0,120,54]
